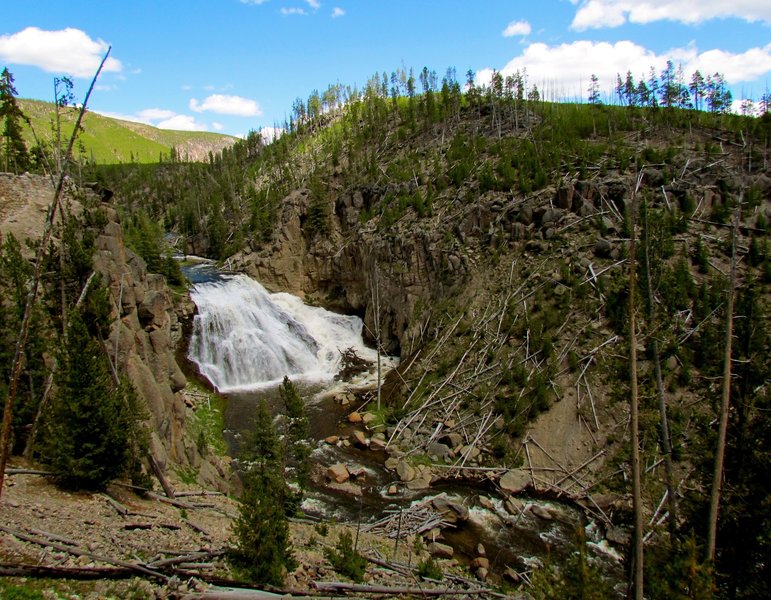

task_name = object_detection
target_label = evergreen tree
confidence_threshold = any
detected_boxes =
[230,399,295,586]
[41,311,131,490]
[0,67,30,173]
[588,74,602,106]
[690,70,706,112]
[279,376,310,488]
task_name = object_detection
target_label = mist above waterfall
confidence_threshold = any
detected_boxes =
[188,274,378,392]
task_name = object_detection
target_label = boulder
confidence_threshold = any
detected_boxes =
[396,460,416,482]
[347,411,363,423]
[432,496,469,523]
[351,430,369,448]
[530,504,553,521]
[327,463,350,484]
[471,557,490,570]
[361,412,377,426]
[478,496,494,510]
[406,476,432,491]
[499,469,530,493]
[593,237,613,258]
[324,435,340,445]
[427,442,452,460]
[606,526,632,546]
[428,542,454,559]
[505,497,525,514]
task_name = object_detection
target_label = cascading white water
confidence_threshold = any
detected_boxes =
[188,274,378,392]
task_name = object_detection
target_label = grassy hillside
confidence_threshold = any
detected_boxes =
[17,98,237,164]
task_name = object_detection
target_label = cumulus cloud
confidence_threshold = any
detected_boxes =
[332,7,345,17]
[306,0,321,8]
[476,40,771,98]
[212,122,225,131]
[571,0,771,30]
[189,94,263,116]
[95,107,208,131]
[502,20,532,37]
[0,27,122,78]
[281,7,307,15]
[156,115,208,131]
[239,0,270,4]
[260,126,285,143]
[136,108,178,121]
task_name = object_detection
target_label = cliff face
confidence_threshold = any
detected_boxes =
[232,186,471,356]
[93,209,231,491]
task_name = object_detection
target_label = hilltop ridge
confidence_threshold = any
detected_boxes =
[17,99,237,164]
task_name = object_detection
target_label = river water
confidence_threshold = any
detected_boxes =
[184,263,625,585]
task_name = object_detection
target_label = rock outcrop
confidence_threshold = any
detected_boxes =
[93,207,230,491]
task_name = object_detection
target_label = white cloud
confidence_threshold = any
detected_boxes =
[137,108,177,121]
[0,27,122,78]
[260,126,285,143]
[95,107,209,131]
[212,122,225,131]
[189,94,263,116]
[240,0,270,4]
[477,40,771,98]
[281,7,307,15]
[307,0,321,8]
[571,0,771,30]
[502,20,532,37]
[332,7,345,17]
[157,115,208,131]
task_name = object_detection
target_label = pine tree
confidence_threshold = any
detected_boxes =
[230,399,295,586]
[41,311,131,490]
[588,74,601,106]
[0,68,30,173]
[279,376,310,488]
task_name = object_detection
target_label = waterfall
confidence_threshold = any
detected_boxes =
[188,274,377,392]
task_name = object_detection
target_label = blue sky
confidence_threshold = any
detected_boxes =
[1,1,769,138]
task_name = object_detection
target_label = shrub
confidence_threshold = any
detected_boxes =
[324,530,367,582]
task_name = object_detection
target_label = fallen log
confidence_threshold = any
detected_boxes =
[182,588,315,599]
[313,581,491,596]
[0,562,131,580]
[149,549,226,568]
[0,524,169,582]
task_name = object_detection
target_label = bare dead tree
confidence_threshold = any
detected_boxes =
[706,205,740,563]
[629,172,644,600]
[0,48,112,500]
[641,201,679,538]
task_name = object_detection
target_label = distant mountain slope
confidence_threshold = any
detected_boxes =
[17,99,237,164]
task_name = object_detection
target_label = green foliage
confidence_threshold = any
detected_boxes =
[279,376,310,488]
[0,68,30,173]
[528,528,613,600]
[416,555,443,580]
[0,581,46,600]
[0,234,50,453]
[324,530,367,583]
[41,311,133,490]
[644,536,714,599]
[229,399,296,586]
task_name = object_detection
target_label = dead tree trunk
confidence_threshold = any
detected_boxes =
[0,49,111,500]
[628,178,644,600]
[641,203,679,537]
[706,207,739,563]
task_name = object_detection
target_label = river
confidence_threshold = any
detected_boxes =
[183,263,625,586]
